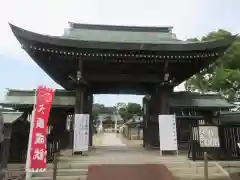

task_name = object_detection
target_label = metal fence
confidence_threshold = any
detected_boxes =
[8,137,60,164]
[5,169,25,180]
[2,139,60,180]
[188,125,240,161]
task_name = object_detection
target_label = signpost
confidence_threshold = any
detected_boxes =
[25,86,55,180]
[158,115,178,156]
[198,126,220,148]
[198,125,220,180]
[73,114,89,152]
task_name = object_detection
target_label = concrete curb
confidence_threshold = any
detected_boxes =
[215,162,231,179]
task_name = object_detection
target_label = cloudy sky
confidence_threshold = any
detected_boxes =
[0,0,239,106]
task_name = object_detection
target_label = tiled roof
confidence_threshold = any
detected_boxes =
[169,91,234,108]
[1,90,235,109]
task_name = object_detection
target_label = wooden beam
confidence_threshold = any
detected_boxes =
[163,60,168,72]
[84,73,163,83]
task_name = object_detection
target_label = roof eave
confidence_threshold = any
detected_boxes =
[170,105,235,109]
[9,23,236,52]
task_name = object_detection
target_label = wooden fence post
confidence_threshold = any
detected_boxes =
[52,152,58,180]
[0,123,13,180]
[204,152,208,180]
[52,140,60,180]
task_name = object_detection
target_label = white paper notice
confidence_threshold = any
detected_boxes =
[73,114,89,152]
[158,115,178,151]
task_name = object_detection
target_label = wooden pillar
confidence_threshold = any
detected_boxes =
[0,123,13,179]
[69,87,85,152]
[89,94,93,146]
[84,92,93,147]
[148,92,159,148]
[142,97,147,147]
[75,87,84,114]
[147,87,173,148]
[142,96,151,148]
[158,87,172,115]
[71,57,87,154]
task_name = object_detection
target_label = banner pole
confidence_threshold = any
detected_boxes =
[25,89,37,180]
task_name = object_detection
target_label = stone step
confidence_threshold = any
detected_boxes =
[191,162,217,167]
[33,172,227,180]
[55,163,191,169]
[170,167,198,174]
[48,161,192,170]
[57,160,188,165]
[223,167,240,173]
[7,164,25,169]
[175,173,228,180]
[33,169,88,177]
[57,169,88,176]
[219,161,240,166]
[58,157,187,161]
[58,157,100,161]
[176,177,229,180]
[32,170,54,178]
[169,166,220,174]
[196,166,220,173]
[58,155,187,160]
[165,162,191,168]
[32,175,87,180]
[48,163,93,169]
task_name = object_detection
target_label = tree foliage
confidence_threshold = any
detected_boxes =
[92,102,143,122]
[116,102,143,122]
[185,29,240,101]
[92,103,116,121]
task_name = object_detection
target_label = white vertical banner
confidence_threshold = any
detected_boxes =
[158,115,178,152]
[74,114,89,152]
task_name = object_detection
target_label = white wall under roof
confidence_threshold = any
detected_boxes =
[2,112,23,124]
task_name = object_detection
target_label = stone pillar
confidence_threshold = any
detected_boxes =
[0,123,13,179]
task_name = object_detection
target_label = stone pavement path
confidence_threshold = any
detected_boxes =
[100,133,126,147]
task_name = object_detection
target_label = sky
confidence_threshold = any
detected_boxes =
[0,0,239,106]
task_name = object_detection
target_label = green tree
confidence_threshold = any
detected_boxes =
[92,102,143,123]
[116,102,143,122]
[185,30,240,101]
[92,103,116,121]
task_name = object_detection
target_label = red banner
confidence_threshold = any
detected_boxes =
[29,86,55,172]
